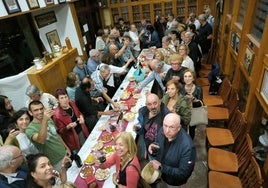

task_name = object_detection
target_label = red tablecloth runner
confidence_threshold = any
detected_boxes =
[74,85,137,188]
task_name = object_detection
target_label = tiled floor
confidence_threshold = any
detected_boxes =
[186,124,208,188]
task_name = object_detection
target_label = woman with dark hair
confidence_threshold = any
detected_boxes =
[168,30,180,48]
[162,80,191,131]
[53,88,89,151]
[187,23,199,42]
[145,25,161,48]
[180,69,203,139]
[0,95,15,141]
[4,108,39,156]
[95,29,106,53]
[26,153,71,188]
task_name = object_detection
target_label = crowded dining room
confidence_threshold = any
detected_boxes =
[0,0,267,187]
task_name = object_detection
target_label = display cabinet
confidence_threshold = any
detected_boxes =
[106,0,207,27]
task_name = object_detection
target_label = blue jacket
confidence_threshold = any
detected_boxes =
[0,165,27,188]
[154,128,196,186]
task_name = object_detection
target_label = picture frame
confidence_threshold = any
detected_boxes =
[58,0,66,3]
[3,0,21,14]
[26,0,39,9]
[45,0,54,5]
[46,30,61,52]
[260,68,268,105]
[35,11,57,28]
[243,47,254,74]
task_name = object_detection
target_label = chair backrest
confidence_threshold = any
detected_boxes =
[218,77,232,103]
[228,109,247,142]
[234,134,253,169]
[227,88,239,115]
[239,156,263,188]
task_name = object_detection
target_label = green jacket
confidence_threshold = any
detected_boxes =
[162,93,191,130]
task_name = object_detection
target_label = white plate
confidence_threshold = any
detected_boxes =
[80,165,95,179]
[95,168,110,181]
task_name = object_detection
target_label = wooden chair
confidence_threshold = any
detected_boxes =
[208,156,263,188]
[208,133,252,173]
[206,109,247,147]
[203,77,232,106]
[207,88,239,121]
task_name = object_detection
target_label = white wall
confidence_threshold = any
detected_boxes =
[32,5,83,55]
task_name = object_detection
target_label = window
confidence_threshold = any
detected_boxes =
[250,0,268,41]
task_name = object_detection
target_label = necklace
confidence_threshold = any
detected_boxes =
[185,84,194,94]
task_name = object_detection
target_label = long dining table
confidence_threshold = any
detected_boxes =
[67,52,154,187]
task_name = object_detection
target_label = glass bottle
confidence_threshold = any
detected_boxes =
[65,37,72,50]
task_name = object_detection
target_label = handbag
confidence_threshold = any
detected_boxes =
[190,100,208,126]
[128,163,152,188]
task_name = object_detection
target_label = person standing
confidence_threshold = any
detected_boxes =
[53,88,89,150]
[180,69,203,139]
[26,101,70,172]
[148,113,196,187]
[87,49,101,75]
[133,93,170,162]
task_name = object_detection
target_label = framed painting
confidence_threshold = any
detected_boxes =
[3,0,21,14]
[243,47,254,74]
[260,68,268,105]
[26,0,39,9]
[45,0,54,5]
[35,11,57,28]
[46,30,61,52]
[58,0,66,3]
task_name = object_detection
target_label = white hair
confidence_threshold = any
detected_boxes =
[0,146,14,170]
[89,49,99,57]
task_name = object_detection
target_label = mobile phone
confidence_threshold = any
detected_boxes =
[14,128,20,131]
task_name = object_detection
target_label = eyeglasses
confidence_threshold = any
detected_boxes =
[171,63,180,66]
[12,152,23,160]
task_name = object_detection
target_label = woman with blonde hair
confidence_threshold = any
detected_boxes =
[180,69,203,139]
[178,44,195,72]
[101,132,141,188]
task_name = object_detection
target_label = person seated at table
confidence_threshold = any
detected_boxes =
[164,53,188,87]
[53,88,89,150]
[91,64,120,107]
[161,36,177,55]
[72,56,90,81]
[0,95,16,141]
[0,145,28,188]
[4,108,39,156]
[135,59,169,98]
[101,132,141,188]
[104,34,121,53]
[148,113,196,187]
[178,44,195,72]
[180,69,203,139]
[87,49,101,75]
[25,85,58,109]
[109,42,129,68]
[26,153,71,188]
[162,80,191,131]
[75,77,114,132]
[66,72,79,100]
[133,93,170,164]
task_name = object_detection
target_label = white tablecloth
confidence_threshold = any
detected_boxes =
[67,66,153,187]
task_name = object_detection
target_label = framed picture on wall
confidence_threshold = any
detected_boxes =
[3,0,21,14]
[243,47,254,74]
[26,0,39,9]
[58,0,66,3]
[46,30,61,52]
[35,11,57,28]
[260,68,268,105]
[45,0,54,5]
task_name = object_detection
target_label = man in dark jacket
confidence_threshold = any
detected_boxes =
[148,113,196,187]
[0,145,27,188]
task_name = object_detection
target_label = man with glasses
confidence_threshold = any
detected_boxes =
[0,145,27,187]
[164,54,188,86]
[148,113,196,187]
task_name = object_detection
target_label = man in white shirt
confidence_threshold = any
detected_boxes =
[186,12,201,30]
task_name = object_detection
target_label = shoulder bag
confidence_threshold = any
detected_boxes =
[190,100,208,126]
